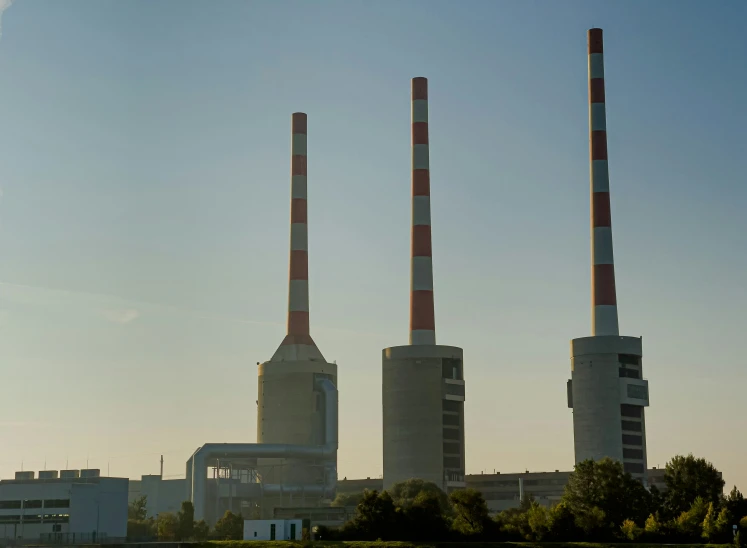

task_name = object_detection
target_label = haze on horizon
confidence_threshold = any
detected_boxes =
[0,0,745,491]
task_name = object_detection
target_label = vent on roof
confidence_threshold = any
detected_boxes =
[39,471,59,480]
[14,471,35,480]
[60,470,80,479]
[80,469,100,478]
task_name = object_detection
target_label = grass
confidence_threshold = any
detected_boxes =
[196,542,734,548]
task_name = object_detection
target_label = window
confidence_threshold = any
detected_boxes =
[23,500,42,509]
[0,500,21,510]
[620,404,642,418]
[445,383,465,397]
[442,413,460,426]
[619,354,640,366]
[23,514,42,523]
[0,515,20,524]
[627,384,648,400]
[442,358,462,380]
[624,462,644,474]
[443,428,460,440]
[623,448,644,460]
[43,499,70,509]
[443,456,460,469]
[619,367,640,379]
[442,400,461,413]
[443,441,460,455]
[622,434,643,446]
[621,420,642,432]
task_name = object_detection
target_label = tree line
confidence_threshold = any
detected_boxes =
[127,498,245,541]
[322,454,747,544]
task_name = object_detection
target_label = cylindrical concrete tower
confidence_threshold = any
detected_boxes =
[257,113,337,490]
[383,78,466,493]
[568,29,650,483]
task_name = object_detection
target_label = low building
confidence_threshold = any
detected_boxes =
[243,518,308,541]
[0,470,128,542]
[273,506,350,528]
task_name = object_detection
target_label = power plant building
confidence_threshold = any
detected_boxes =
[567,28,650,482]
[186,113,338,525]
[382,77,466,493]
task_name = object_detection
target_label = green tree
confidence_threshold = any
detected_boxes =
[193,519,209,541]
[675,496,709,540]
[127,496,148,521]
[157,512,179,541]
[176,501,195,540]
[344,490,400,540]
[388,479,451,514]
[574,506,607,539]
[644,513,662,540]
[126,517,156,540]
[621,518,643,541]
[664,454,725,517]
[213,510,243,540]
[450,488,490,537]
[405,491,449,540]
[562,457,652,530]
[726,487,747,525]
[331,491,365,508]
[546,501,579,541]
[526,502,550,541]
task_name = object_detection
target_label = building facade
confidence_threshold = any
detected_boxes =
[0,471,128,541]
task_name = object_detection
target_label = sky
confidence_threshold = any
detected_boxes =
[0,0,745,492]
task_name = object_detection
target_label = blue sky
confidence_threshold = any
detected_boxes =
[0,0,745,491]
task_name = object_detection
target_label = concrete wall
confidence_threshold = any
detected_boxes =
[569,336,648,481]
[382,344,464,492]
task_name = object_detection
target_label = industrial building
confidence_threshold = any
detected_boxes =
[382,77,466,493]
[186,112,339,525]
[0,470,128,542]
[567,28,651,483]
[128,473,186,518]
[243,519,308,541]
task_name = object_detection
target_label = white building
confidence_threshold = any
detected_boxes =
[243,519,306,541]
[0,470,128,542]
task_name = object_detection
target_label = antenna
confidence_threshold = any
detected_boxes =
[160,455,164,478]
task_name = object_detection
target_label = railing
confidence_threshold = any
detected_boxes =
[37,532,118,545]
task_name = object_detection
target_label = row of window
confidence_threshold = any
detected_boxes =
[621,404,643,418]
[622,434,643,446]
[618,354,641,366]
[0,500,69,510]
[624,462,644,474]
[623,448,644,460]
[621,420,643,433]
[443,400,461,413]
[619,367,641,379]
[443,428,460,441]
[443,413,460,427]
[0,514,69,524]
[444,441,460,455]
[442,358,463,380]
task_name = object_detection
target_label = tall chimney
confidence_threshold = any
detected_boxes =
[588,29,619,336]
[271,112,324,361]
[410,77,436,345]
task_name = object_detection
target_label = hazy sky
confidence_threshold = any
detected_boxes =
[0,0,745,492]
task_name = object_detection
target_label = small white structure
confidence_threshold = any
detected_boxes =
[243,519,303,541]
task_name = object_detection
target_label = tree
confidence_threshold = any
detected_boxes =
[562,458,652,530]
[176,501,195,540]
[546,501,579,541]
[157,513,179,541]
[387,479,451,514]
[644,513,663,540]
[621,519,643,541]
[128,496,148,521]
[213,510,243,540]
[405,491,449,540]
[450,489,490,537]
[675,496,709,540]
[343,490,401,540]
[331,491,365,508]
[526,502,550,541]
[127,518,156,540]
[193,519,209,541]
[726,487,747,525]
[664,454,725,517]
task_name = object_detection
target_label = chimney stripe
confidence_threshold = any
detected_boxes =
[588,28,619,336]
[409,77,435,345]
[286,112,311,341]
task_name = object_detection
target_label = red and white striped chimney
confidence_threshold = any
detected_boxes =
[588,29,619,337]
[272,112,324,361]
[410,77,436,346]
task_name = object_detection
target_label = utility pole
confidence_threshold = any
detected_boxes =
[160,455,164,478]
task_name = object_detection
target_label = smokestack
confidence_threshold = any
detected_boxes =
[410,77,436,346]
[588,29,619,337]
[271,112,324,362]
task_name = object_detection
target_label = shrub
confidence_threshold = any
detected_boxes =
[621,518,643,541]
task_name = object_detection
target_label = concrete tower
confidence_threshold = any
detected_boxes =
[567,29,650,483]
[257,112,338,486]
[382,77,466,493]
